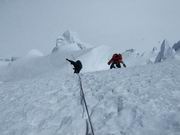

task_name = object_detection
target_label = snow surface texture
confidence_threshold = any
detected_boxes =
[0,59,180,135]
[0,32,180,135]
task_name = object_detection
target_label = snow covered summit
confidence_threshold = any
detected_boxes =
[52,30,87,53]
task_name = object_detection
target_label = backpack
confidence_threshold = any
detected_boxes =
[76,60,82,69]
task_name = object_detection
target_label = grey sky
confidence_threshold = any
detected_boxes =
[0,0,180,57]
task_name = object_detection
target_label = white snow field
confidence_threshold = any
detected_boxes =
[0,51,180,135]
[0,31,180,134]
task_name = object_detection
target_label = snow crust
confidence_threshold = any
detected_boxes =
[0,59,180,135]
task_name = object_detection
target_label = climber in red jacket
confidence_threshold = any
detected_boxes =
[108,53,126,69]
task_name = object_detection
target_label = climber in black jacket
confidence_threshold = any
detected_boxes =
[66,59,82,74]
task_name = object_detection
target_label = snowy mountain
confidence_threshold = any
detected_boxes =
[0,31,180,135]
[1,32,179,82]
[0,44,155,81]
[52,30,87,53]
[155,40,175,63]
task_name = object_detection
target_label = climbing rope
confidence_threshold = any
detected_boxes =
[77,74,95,135]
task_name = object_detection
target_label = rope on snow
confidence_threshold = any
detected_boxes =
[77,74,95,135]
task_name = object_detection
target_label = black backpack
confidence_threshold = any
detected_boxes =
[76,60,82,69]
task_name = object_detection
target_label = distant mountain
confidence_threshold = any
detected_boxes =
[52,30,87,53]
[155,40,175,63]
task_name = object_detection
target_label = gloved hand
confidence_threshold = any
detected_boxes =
[66,58,69,61]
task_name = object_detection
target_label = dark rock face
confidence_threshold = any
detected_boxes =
[173,41,180,52]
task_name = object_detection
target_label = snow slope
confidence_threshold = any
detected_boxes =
[0,32,180,134]
[0,46,90,81]
[1,30,178,81]
[0,45,147,81]
[0,41,178,81]
[0,44,131,81]
[0,59,180,135]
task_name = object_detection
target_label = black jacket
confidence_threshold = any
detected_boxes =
[66,59,82,73]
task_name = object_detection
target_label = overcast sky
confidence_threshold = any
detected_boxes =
[0,0,180,57]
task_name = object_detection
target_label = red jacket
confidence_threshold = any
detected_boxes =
[108,54,123,65]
